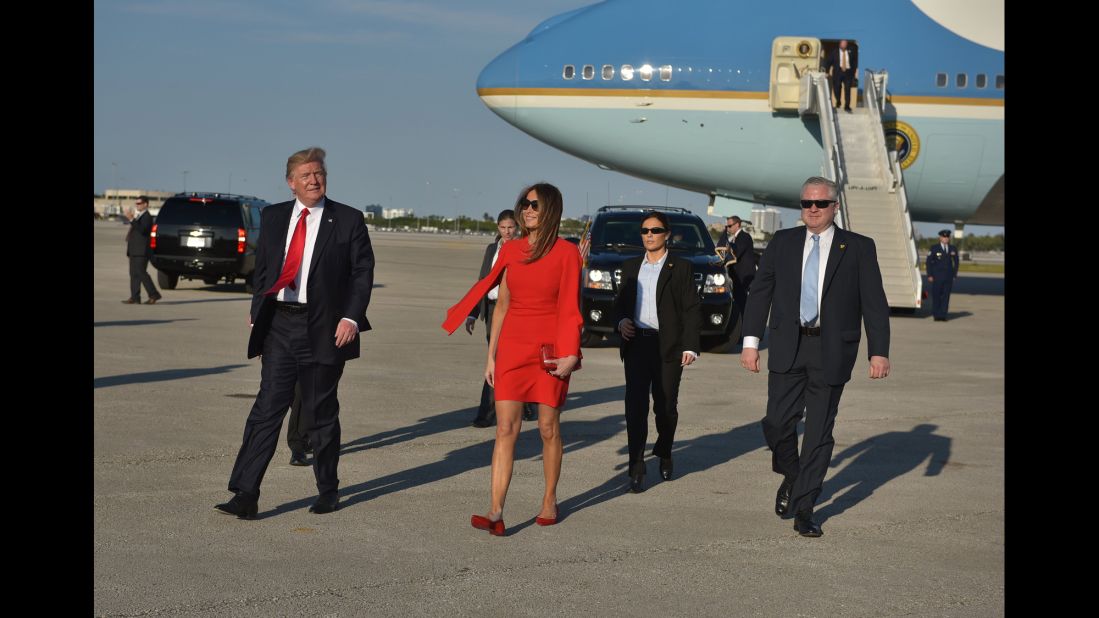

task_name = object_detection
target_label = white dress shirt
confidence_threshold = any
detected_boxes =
[487,240,503,301]
[744,224,835,350]
[624,250,698,360]
[276,197,357,331]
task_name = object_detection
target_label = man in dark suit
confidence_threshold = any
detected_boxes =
[740,177,890,537]
[121,196,162,305]
[716,215,756,336]
[463,210,537,426]
[824,39,858,112]
[926,230,960,321]
[215,147,375,519]
[613,211,701,493]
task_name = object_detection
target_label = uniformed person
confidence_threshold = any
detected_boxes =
[926,230,959,321]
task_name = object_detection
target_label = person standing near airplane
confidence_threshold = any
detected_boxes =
[740,176,890,537]
[613,211,701,493]
[926,229,960,321]
[464,209,538,427]
[121,196,162,305]
[716,215,755,339]
[214,146,375,519]
[443,182,583,535]
[824,39,858,112]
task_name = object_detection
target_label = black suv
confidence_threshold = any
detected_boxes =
[150,193,271,292]
[581,206,740,352]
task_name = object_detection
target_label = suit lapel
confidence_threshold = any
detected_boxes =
[306,199,337,281]
[656,255,675,302]
[270,204,293,274]
[821,227,848,298]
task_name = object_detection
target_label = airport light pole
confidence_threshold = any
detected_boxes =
[182,170,189,193]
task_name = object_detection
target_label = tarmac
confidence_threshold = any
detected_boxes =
[94,220,1004,616]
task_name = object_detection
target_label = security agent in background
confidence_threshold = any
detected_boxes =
[464,209,538,426]
[926,230,960,322]
[121,196,162,305]
[715,216,756,338]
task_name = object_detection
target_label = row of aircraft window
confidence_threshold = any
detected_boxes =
[562,64,1004,90]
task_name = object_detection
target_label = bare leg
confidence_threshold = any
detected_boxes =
[488,400,523,519]
[537,403,562,518]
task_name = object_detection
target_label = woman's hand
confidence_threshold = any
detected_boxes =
[548,355,579,379]
[485,356,496,387]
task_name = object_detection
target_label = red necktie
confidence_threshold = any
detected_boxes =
[265,208,310,296]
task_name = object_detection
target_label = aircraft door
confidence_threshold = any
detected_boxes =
[770,37,820,111]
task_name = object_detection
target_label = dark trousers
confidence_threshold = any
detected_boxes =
[128,256,159,301]
[761,333,845,515]
[285,382,310,453]
[228,309,344,499]
[731,272,753,337]
[832,69,855,109]
[623,334,684,471]
[931,277,954,318]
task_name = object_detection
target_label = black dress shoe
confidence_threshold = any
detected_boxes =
[144,296,161,304]
[522,405,537,421]
[793,510,822,537]
[659,456,674,481]
[628,461,646,493]
[289,451,309,466]
[121,298,139,304]
[775,477,794,518]
[471,417,494,428]
[309,495,339,514]
[214,494,258,519]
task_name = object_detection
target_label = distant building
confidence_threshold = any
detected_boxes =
[363,204,383,219]
[752,206,782,235]
[93,189,176,218]
[383,208,414,219]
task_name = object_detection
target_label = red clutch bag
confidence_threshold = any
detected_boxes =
[541,344,581,371]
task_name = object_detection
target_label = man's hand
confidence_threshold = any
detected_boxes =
[464,317,476,335]
[928,275,934,282]
[618,318,635,341]
[681,352,697,367]
[334,320,358,348]
[740,347,760,373]
[869,356,890,379]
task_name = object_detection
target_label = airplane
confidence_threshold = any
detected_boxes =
[474,0,1004,308]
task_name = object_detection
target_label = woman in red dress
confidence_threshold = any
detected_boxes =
[442,182,583,535]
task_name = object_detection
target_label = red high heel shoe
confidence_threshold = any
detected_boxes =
[535,505,559,526]
[471,514,506,536]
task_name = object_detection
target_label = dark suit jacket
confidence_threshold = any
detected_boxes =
[126,210,154,257]
[247,198,375,364]
[926,243,959,280]
[716,230,756,283]
[467,240,499,322]
[612,254,702,363]
[825,46,858,75]
[743,226,889,385]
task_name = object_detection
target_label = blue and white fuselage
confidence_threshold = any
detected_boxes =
[477,0,1004,225]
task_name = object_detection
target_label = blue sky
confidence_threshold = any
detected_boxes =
[94,0,1001,237]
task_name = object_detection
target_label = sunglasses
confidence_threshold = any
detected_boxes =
[725,224,736,229]
[518,198,539,212]
[640,227,668,235]
[800,199,836,209]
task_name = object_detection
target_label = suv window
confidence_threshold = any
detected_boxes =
[593,214,713,253]
[156,199,244,227]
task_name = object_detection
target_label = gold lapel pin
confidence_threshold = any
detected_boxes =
[839,244,846,249]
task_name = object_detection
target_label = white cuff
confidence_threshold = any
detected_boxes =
[340,317,360,331]
[743,336,760,349]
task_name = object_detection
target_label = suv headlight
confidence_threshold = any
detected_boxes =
[703,272,727,294]
[585,268,614,290]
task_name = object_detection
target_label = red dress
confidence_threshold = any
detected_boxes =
[443,237,583,408]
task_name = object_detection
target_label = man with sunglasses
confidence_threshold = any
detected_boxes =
[716,215,756,342]
[740,177,890,537]
[613,211,701,493]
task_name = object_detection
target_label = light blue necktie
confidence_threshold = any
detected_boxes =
[800,234,820,326]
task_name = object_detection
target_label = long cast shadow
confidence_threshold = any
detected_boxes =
[94,319,197,327]
[815,424,951,524]
[94,365,248,388]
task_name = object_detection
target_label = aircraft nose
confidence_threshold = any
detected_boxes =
[476,44,517,124]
